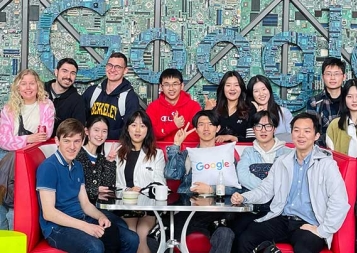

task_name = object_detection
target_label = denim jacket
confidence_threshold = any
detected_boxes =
[164,144,243,194]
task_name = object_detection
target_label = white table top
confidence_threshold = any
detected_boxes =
[97,193,253,212]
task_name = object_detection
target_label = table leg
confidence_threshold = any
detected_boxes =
[168,211,176,253]
[176,211,195,253]
[154,211,180,253]
[153,210,167,253]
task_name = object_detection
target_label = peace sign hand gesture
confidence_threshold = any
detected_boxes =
[106,143,119,162]
[173,122,196,147]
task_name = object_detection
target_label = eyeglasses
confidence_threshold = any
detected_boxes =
[106,63,125,71]
[161,82,182,88]
[254,123,274,132]
[323,72,344,78]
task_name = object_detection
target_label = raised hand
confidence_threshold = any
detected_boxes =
[173,122,196,146]
[204,95,217,110]
[251,101,266,111]
[106,143,119,162]
[173,111,185,128]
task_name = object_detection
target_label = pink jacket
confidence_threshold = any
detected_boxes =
[0,99,55,151]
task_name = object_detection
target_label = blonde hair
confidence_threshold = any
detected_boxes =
[7,69,48,116]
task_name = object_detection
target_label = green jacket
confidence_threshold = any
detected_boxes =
[326,118,351,155]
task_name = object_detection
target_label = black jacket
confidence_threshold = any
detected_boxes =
[45,80,86,137]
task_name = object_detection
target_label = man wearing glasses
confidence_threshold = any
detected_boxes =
[146,68,201,142]
[230,110,291,251]
[82,52,139,140]
[306,57,346,147]
[231,112,349,253]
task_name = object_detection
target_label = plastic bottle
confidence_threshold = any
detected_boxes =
[216,171,225,196]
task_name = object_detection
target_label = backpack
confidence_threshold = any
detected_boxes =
[89,84,131,119]
[253,241,282,253]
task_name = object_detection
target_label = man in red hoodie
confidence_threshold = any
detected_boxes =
[147,68,201,142]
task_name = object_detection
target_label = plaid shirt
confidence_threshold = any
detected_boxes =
[306,89,341,147]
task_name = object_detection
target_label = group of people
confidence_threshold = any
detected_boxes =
[0,52,351,253]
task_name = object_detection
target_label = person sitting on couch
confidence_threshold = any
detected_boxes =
[230,110,291,251]
[76,114,139,253]
[231,112,349,253]
[148,110,240,253]
[36,118,121,253]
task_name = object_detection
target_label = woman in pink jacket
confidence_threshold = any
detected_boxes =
[0,69,55,230]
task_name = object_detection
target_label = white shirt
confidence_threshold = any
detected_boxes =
[347,118,357,157]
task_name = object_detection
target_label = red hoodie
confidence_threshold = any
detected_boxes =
[147,91,201,142]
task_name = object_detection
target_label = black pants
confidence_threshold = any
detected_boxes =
[237,215,325,253]
[229,211,267,253]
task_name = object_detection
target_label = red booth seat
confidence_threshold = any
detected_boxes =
[13,141,356,253]
[14,142,65,253]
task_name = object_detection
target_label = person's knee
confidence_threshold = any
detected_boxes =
[212,227,234,241]
[125,230,139,246]
[119,230,139,253]
[236,231,254,253]
[87,239,105,253]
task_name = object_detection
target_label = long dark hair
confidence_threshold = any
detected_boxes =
[215,71,249,118]
[83,115,109,155]
[118,110,157,163]
[246,75,283,125]
[338,79,357,130]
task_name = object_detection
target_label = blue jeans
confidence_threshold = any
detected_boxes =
[101,210,139,253]
[0,205,13,230]
[0,204,8,229]
[46,215,120,253]
[0,149,8,160]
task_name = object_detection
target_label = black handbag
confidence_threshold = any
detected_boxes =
[18,115,33,136]
[140,182,171,199]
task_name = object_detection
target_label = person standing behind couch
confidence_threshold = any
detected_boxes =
[204,70,256,143]
[44,58,86,137]
[116,110,166,253]
[246,75,293,142]
[76,115,139,253]
[82,52,140,140]
[326,79,357,156]
[0,69,55,230]
[307,57,346,147]
[146,68,201,142]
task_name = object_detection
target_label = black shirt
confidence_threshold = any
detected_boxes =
[124,150,140,187]
[217,105,256,142]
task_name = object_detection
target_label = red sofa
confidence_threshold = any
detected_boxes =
[13,141,356,253]
[14,142,65,253]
